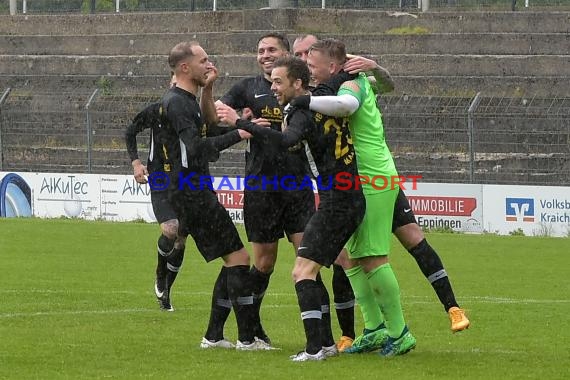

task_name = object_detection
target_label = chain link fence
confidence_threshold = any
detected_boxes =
[2,0,569,14]
[1,90,568,185]
[380,94,570,185]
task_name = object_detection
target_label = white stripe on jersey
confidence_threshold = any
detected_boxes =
[179,139,188,168]
[303,141,319,178]
[149,129,154,162]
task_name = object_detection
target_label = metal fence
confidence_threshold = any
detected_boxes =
[2,0,570,14]
[1,90,568,186]
[380,94,570,185]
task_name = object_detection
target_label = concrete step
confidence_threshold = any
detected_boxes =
[293,9,570,34]
[0,31,288,56]
[2,73,568,97]
[2,32,568,56]
[2,54,569,78]
[1,10,569,35]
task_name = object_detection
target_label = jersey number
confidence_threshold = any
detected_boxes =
[323,118,351,159]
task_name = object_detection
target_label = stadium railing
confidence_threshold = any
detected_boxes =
[3,0,570,15]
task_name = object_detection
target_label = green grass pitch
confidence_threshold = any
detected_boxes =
[1,218,568,379]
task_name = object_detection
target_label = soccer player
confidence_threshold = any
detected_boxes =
[217,56,365,361]
[295,35,470,347]
[206,33,315,343]
[294,38,416,357]
[125,74,187,312]
[293,33,356,351]
[158,41,272,350]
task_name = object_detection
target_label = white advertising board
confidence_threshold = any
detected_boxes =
[406,182,483,233]
[482,184,570,237]
[99,174,156,222]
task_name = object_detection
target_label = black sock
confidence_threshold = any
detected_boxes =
[250,266,272,337]
[155,252,168,292]
[226,265,255,343]
[295,279,323,355]
[205,266,232,342]
[157,234,175,256]
[409,238,459,312]
[156,235,175,293]
[166,246,185,290]
[316,274,335,347]
[332,264,355,339]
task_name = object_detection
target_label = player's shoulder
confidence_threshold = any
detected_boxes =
[132,102,160,123]
[288,106,315,126]
[343,73,367,90]
[233,76,258,89]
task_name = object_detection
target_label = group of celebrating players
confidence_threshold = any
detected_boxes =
[125,32,470,361]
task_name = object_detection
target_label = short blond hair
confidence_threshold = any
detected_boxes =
[168,41,199,69]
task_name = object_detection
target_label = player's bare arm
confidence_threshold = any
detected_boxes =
[200,64,219,126]
[344,54,394,94]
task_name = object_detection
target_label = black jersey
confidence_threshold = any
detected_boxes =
[124,102,165,174]
[236,106,357,190]
[159,87,242,188]
[220,75,308,179]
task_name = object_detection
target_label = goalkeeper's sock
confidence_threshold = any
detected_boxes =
[366,263,406,339]
[345,265,384,330]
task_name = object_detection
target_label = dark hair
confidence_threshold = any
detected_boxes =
[257,32,290,52]
[168,41,199,69]
[309,38,347,64]
[273,56,310,89]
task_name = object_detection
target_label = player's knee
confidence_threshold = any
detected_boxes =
[160,219,179,240]
[255,254,277,273]
[292,258,319,282]
[334,249,356,270]
[224,248,250,267]
[361,256,389,273]
[395,223,424,250]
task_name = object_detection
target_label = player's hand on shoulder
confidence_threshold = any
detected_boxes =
[344,55,377,74]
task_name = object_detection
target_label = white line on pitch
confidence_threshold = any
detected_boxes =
[1,289,567,305]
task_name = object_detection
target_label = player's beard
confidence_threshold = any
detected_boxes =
[193,73,208,87]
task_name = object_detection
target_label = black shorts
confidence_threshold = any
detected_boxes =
[243,188,315,243]
[298,189,366,268]
[151,189,176,224]
[392,188,418,232]
[170,189,244,262]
